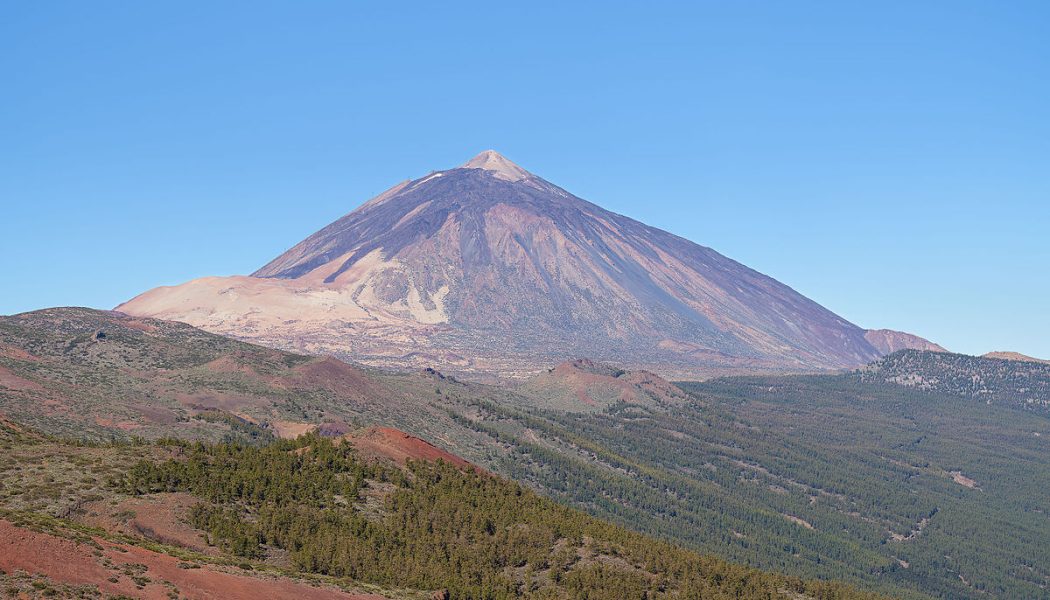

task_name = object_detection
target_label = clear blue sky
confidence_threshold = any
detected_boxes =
[2,2,1047,358]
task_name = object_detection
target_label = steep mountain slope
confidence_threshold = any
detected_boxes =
[863,329,947,354]
[119,150,937,378]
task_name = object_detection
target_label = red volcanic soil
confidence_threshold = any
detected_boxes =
[121,317,161,333]
[294,357,383,396]
[0,413,30,434]
[177,356,388,418]
[547,359,620,406]
[80,492,215,554]
[91,416,142,431]
[344,426,474,469]
[619,369,688,403]
[531,358,688,408]
[0,365,44,392]
[0,519,385,600]
[0,343,40,361]
[201,355,265,377]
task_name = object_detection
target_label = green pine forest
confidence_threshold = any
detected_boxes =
[120,434,882,600]
[444,374,1050,599]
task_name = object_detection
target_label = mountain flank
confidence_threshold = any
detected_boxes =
[118,150,938,378]
[863,329,947,354]
[0,306,490,456]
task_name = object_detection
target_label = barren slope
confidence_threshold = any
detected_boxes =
[119,151,939,378]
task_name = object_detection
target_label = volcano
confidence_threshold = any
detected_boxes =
[119,150,936,377]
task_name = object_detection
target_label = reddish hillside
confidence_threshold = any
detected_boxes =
[518,358,690,411]
[0,519,383,600]
[343,426,474,469]
[0,308,469,449]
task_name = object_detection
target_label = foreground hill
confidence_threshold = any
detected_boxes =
[858,349,1050,413]
[0,418,391,599]
[118,150,937,378]
[5,308,1048,598]
[0,418,879,600]
[0,307,499,459]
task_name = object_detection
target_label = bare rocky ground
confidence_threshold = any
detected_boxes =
[119,151,941,379]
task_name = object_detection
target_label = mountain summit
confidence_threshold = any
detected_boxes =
[119,151,937,377]
[460,150,532,181]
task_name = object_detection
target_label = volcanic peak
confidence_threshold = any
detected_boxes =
[459,149,531,181]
